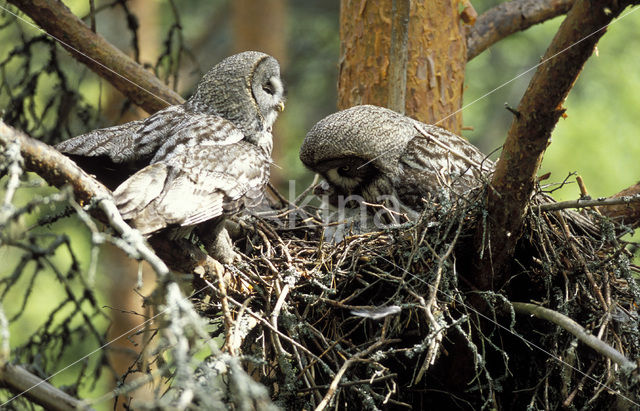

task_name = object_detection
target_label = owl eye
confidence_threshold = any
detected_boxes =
[263,80,275,95]
[338,165,351,174]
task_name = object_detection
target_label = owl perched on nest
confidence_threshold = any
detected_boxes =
[57,51,285,261]
[56,51,285,189]
[300,105,492,217]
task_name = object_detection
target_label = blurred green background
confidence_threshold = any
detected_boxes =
[1,0,638,408]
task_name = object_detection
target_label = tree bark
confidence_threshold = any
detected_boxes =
[338,0,466,132]
[467,0,575,61]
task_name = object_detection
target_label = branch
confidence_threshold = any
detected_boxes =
[474,0,638,289]
[512,302,637,371]
[0,363,92,411]
[0,121,109,207]
[540,194,640,211]
[7,0,184,114]
[467,0,575,60]
[598,183,640,228]
[0,121,170,278]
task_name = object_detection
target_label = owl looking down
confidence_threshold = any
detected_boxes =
[56,51,285,189]
[299,105,492,213]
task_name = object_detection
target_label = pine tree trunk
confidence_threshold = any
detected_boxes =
[338,0,466,133]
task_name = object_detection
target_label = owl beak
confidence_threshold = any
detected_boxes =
[313,180,332,196]
[277,101,285,112]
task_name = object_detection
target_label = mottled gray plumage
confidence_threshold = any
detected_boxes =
[114,141,270,236]
[300,105,492,212]
[56,51,284,188]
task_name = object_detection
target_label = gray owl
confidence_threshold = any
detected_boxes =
[56,51,285,189]
[300,105,492,214]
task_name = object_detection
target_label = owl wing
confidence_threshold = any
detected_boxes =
[149,113,245,163]
[56,106,246,189]
[113,142,270,236]
[55,105,186,163]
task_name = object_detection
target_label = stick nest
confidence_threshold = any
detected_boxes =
[194,185,640,409]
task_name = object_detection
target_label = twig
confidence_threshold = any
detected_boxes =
[314,339,396,411]
[512,302,636,370]
[270,283,291,357]
[216,264,235,355]
[538,195,640,212]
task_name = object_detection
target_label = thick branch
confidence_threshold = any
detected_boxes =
[0,363,91,411]
[467,0,575,60]
[387,0,410,114]
[7,0,184,114]
[475,0,638,289]
[512,302,637,371]
[598,182,640,228]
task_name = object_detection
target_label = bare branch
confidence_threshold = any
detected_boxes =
[538,193,640,213]
[0,363,92,411]
[467,0,575,60]
[7,0,184,114]
[512,302,637,371]
[475,0,639,289]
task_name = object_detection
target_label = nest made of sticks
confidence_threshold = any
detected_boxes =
[194,184,640,410]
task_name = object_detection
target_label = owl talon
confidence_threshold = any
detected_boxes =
[199,223,240,265]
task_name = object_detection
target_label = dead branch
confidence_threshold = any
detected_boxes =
[475,0,638,289]
[467,0,575,60]
[512,302,637,370]
[0,363,91,411]
[7,0,184,114]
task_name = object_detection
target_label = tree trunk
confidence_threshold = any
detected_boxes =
[338,0,466,133]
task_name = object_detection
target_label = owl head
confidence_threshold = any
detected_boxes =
[186,51,285,151]
[300,105,418,203]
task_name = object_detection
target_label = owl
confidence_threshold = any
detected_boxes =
[299,105,492,215]
[56,51,285,189]
[60,52,285,262]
